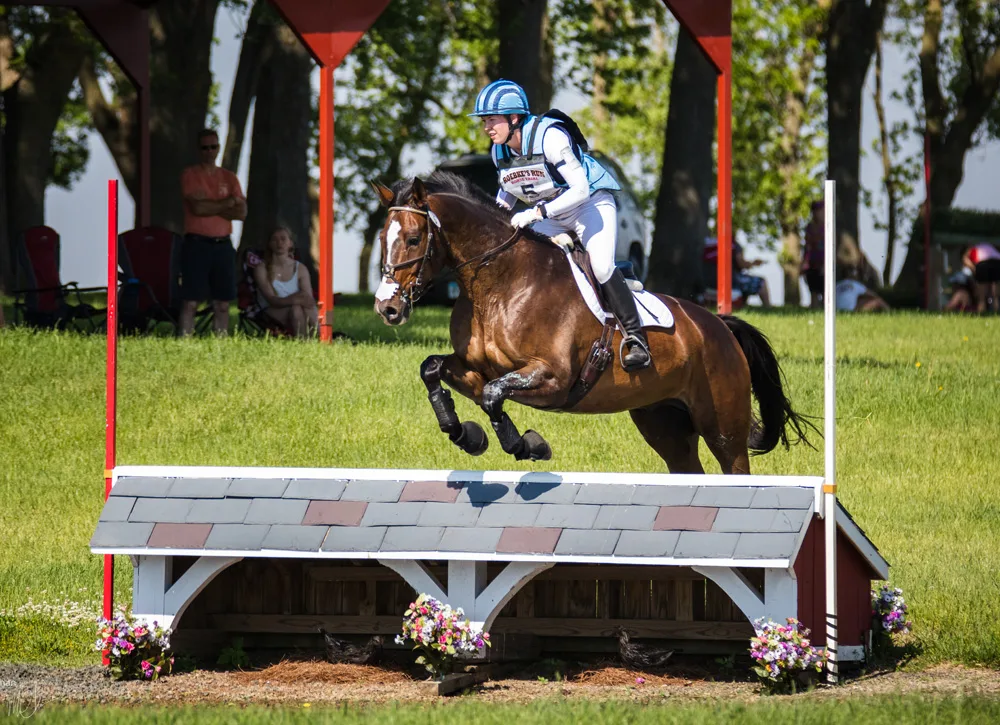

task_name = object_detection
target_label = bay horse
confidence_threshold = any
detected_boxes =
[370,172,814,474]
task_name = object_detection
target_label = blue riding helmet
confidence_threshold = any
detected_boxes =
[468,79,530,117]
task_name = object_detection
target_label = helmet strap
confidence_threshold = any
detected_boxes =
[499,114,523,146]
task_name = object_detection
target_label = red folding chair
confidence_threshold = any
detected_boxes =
[12,225,106,331]
[117,227,211,335]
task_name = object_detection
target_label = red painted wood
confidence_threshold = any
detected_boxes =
[664,1,732,312]
[268,0,390,68]
[77,4,151,225]
[665,0,733,67]
[318,66,335,341]
[716,65,732,314]
[794,518,880,648]
[103,179,118,665]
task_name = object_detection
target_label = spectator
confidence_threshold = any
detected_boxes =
[179,128,247,336]
[835,277,890,313]
[964,243,1000,313]
[733,240,771,308]
[801,200,825,309]
[253,227,318,338]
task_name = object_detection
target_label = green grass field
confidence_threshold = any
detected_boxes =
[1,298,998,670]
[12,696,1000,724]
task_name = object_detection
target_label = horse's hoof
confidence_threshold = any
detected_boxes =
[521,430,552,461]
[457,421,489,456]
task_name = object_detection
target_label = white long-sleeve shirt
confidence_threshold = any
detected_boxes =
[493,126,592,218]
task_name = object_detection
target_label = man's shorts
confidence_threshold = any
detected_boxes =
[180,233,237,302]
[974,258,1000,284]
[734,272,764,296]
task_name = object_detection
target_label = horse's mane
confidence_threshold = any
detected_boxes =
[390,170,551,244]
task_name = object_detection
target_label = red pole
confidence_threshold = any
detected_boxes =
[103,179,118,663]
[716,68,733,315]
[318,65,335,342]
[923,130,932,310]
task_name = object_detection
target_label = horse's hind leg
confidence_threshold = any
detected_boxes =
[629,403,704,474]
[421,355,489,456]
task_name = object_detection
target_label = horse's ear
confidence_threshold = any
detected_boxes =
[370,179,394,209]
[410,176,427,204]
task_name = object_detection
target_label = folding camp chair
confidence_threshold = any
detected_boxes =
[117,227,212,335]
[11,225,106,331]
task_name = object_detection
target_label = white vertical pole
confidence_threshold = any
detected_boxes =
[823,179,839,684]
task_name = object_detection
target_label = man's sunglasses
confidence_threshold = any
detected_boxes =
[201,143,219,150]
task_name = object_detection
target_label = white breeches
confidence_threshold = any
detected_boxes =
[532,190,618,284]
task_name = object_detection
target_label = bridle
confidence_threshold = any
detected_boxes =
[381,195,523,305]
[381,203,441,305]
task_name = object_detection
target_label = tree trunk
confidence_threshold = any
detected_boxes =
[242,20,314,275]
[1,13,88,290]
[776,16,822,308]
[645,29,715,299]
[872,30,897,288]
[222,0,273,172]
[497,0,550,111]
[81,1,221,232]
[588,0,610,151]
[824,0,886,286]
[893,0,1000,304]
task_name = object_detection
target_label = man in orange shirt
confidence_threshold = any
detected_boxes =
[179,128,247,336]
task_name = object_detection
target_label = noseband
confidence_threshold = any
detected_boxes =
[381,203,442,304]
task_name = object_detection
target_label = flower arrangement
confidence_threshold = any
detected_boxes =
[394,593,490,679]
[95,610,173,681]
[749,617,827,693]
[872,585,912,637]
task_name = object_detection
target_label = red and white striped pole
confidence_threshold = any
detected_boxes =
[103,179,118,664]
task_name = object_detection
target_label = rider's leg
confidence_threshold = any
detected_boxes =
[574,192,651,371]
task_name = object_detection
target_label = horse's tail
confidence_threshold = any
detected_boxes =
[721,314,819,455]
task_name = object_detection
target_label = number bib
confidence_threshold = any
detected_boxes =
[497,156,560,205]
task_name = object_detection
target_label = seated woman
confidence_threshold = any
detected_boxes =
[252,227,318,338]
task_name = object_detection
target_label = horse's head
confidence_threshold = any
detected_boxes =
[370,177,446,325]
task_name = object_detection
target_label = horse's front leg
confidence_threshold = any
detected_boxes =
[481,363,564,461]
[420,354,489,456]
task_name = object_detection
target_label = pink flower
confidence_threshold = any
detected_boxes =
[635,677,646,685]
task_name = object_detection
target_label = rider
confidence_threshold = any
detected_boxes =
[468,79,652,372]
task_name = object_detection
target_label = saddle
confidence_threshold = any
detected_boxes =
[547,233,640,409]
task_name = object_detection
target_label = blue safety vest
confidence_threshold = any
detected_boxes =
[492,114,620,206]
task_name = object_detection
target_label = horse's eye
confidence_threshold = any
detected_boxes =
[406,236,420,247]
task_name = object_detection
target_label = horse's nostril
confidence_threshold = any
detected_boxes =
[385,305,398,319]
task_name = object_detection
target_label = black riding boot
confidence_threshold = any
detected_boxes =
[601,269,652,371]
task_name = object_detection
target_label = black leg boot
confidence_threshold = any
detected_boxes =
[601,269,652,371]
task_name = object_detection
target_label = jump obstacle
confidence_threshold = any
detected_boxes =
[93,181,887,678]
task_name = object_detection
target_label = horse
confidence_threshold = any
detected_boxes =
[370,171,814,474]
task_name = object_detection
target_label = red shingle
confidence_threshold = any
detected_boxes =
[653,506,718,531]
[303,500,367,526]
[496,527,562,554]
[147,523,212,548]
[398,481,463,503]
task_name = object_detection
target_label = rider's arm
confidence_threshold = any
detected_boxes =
[538,128,590,218]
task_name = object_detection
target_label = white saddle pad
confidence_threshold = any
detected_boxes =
[562,247,675,330]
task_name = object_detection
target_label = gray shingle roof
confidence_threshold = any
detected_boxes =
[89,469,857,567]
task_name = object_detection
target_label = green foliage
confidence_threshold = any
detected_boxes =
[1,7,94,190]
[216,636,250,670]
[334,0,491,229]
[554,0,672,214]
[731,0,827,250]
